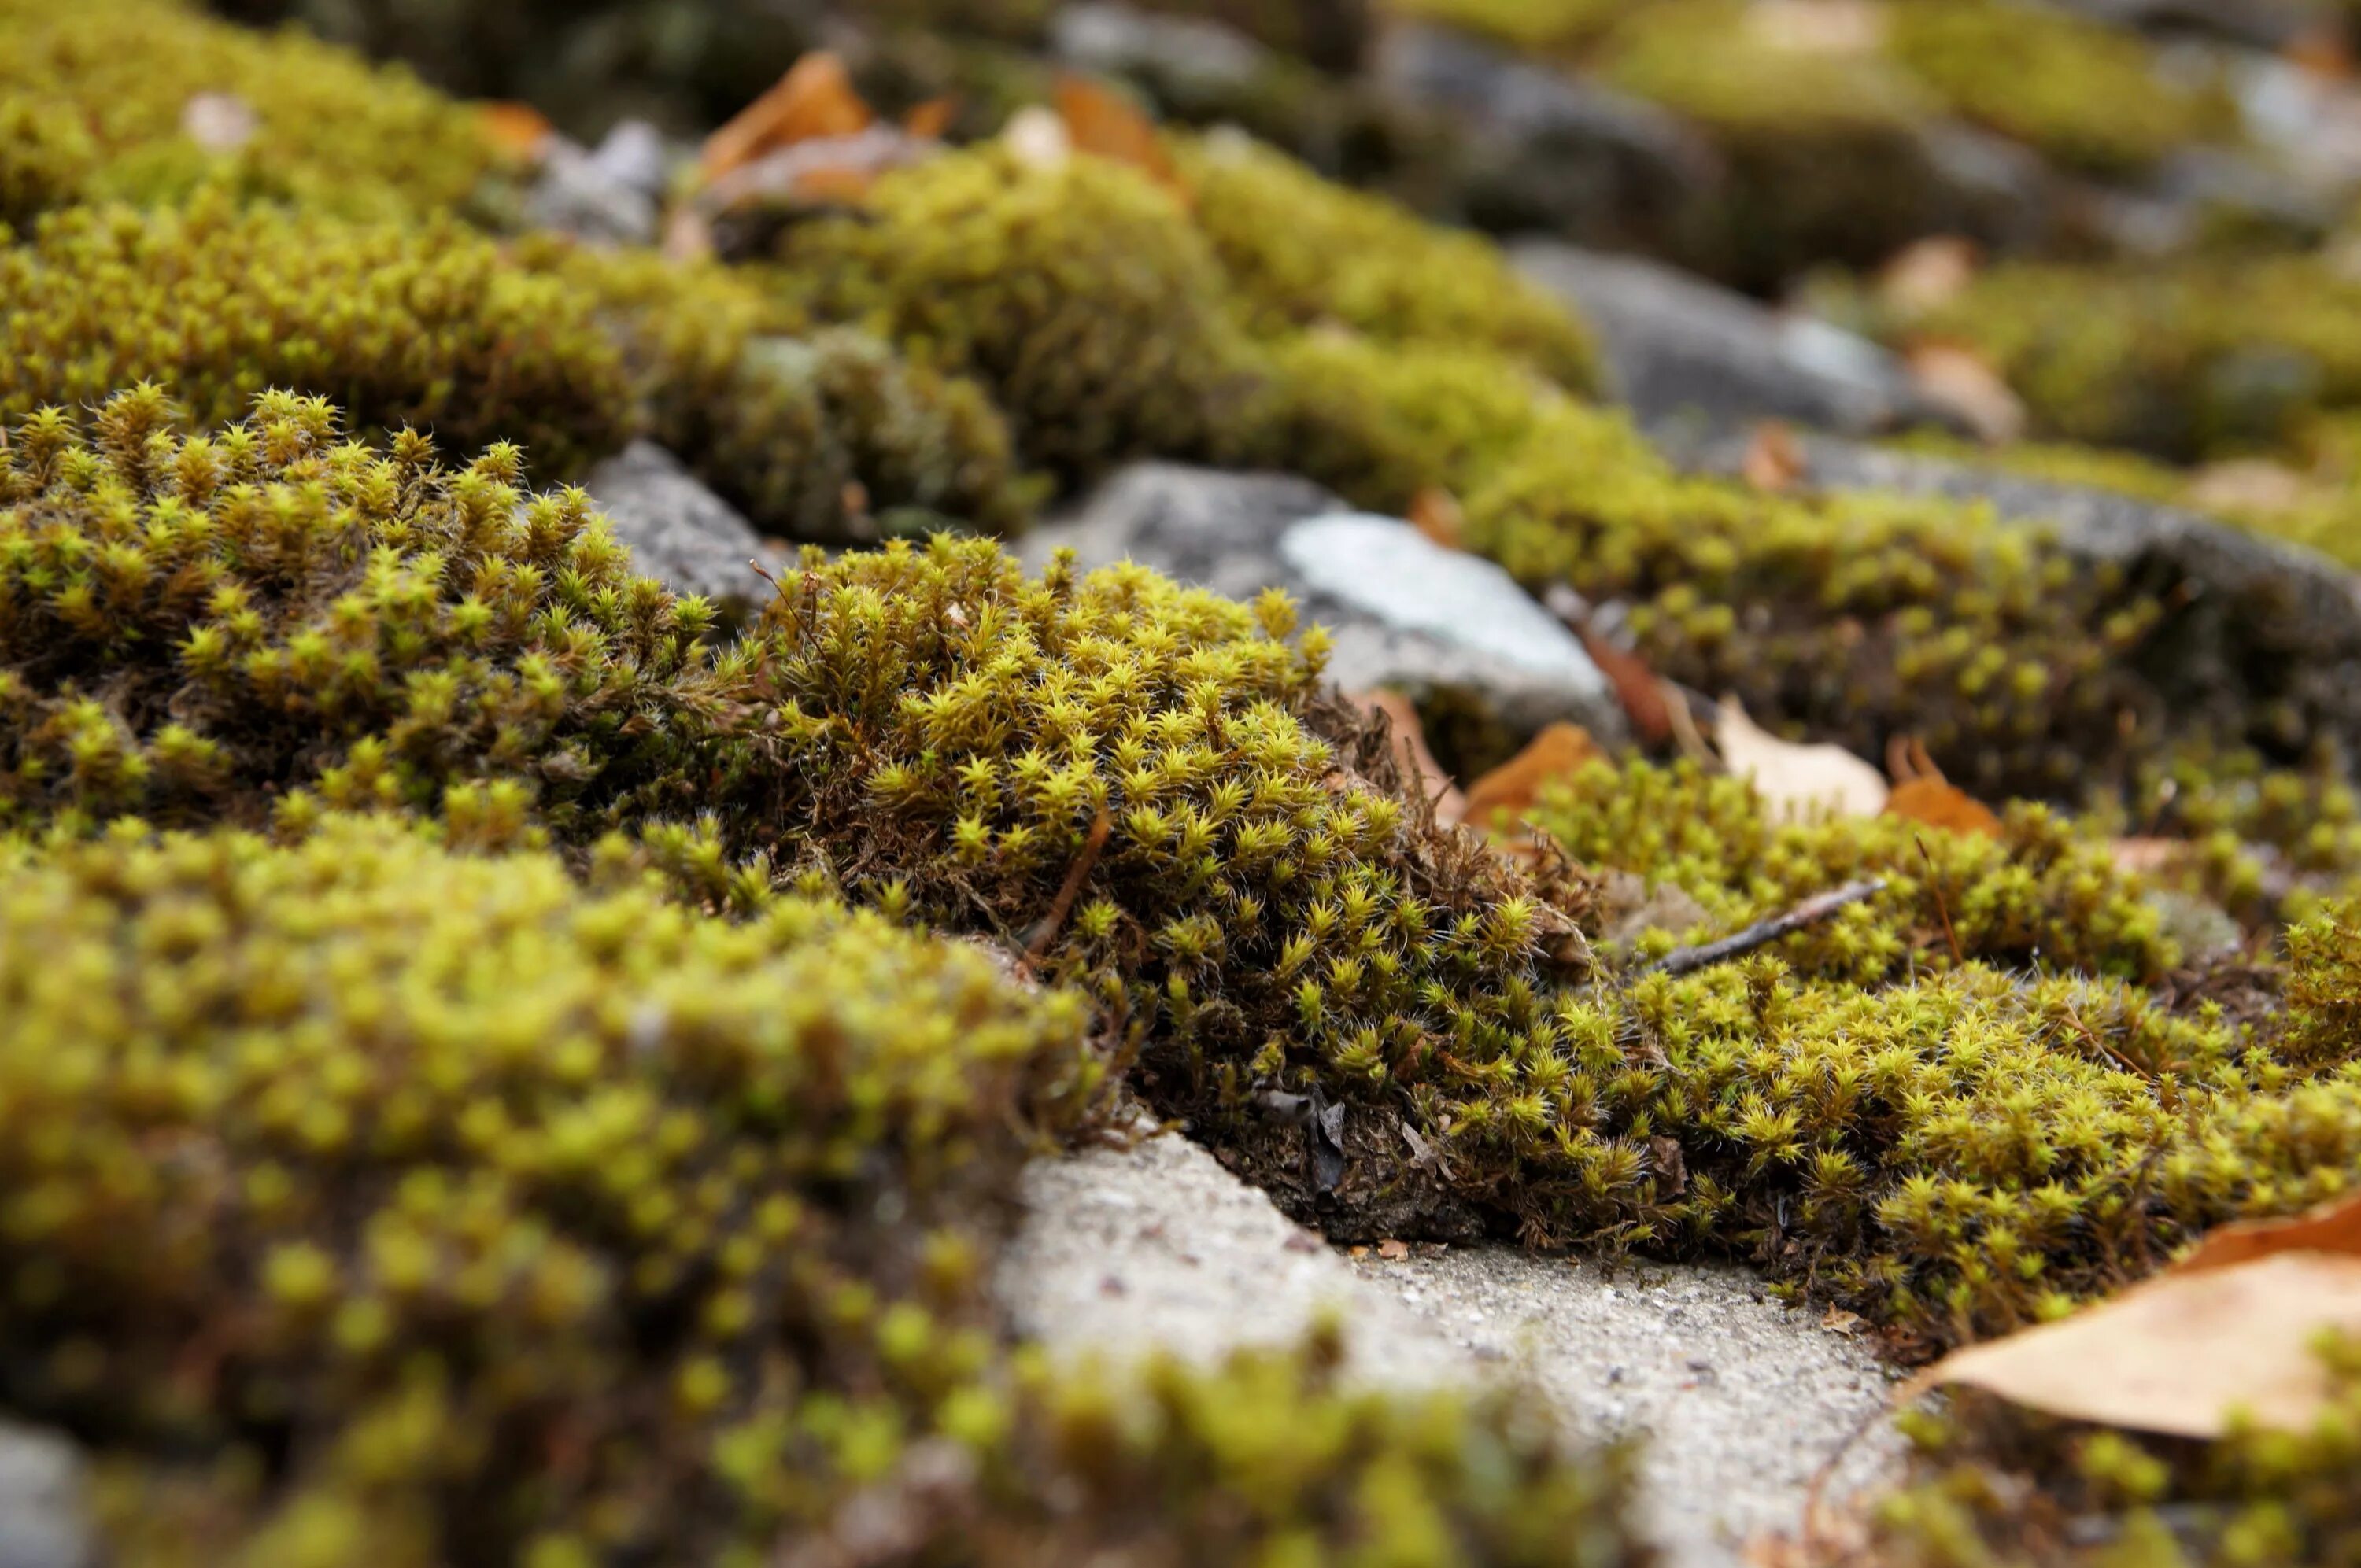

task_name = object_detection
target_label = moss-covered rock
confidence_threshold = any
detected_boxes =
[0,0,498,223]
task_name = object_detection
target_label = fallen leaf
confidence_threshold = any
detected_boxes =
[1821,1306,1866,1336]
[1002,105,1073,172]
[1408,486,1463,551]
[481,101,555,160]
[1649,1135,1688,1197]
[1461,723,1601,830]
[1054,74,1187,200]
[2288,23,2355,82]
[1917,1252,2361,1438]
[1884,777,2001,837]
[1542,585,1671,747]
[1349,1245,1370,1260]
[1905,341,2026,445]
[2175,1190,2361,1275]
[1713,698,1888,821]
[1746,0,1887,54]
[701,52,872,183]
[2187,458,2310,518]
[1741,421,1805,493]
[1876,235,1979,316]
[1354,690,1465,826]
[2108,836,2185,876]
[1376,1238,1410,1262]
[903,97,958,141]
[181,92,258,153]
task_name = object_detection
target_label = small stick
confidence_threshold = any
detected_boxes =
[1913,835,1965,968]
[1022,805,1112,964]
[1645,878,1886,976]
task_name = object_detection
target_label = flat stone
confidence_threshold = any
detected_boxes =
[1511,240,1953,439]
[0,1424,89,1568]
[1027,463,1625,742]
[523,135,661,248]
[998,1134,1907,1568]
[586,119,672,200]
[583,441,774,615]
[1052,3,1273,93]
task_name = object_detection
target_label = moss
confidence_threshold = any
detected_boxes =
[1885,0,2221,177]
[1460,442,2165,800]
[1906,258,2361,463]
[526,241,1040,541]
[0,0,497,223]
[0,389,736,843]
[0,96,99,231]
[775,146,1257,485]
[0,200,634,476]
[1379,0,1633,54]
[1177,132,1601,393]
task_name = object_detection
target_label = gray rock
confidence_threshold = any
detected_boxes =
[998,1133,1906,1568]
[584,442,773,614]
[523,135,661,248]
[1053,3,1272,93]
[1694,430,2361,760]
[0,1425,90,1568]
[1027,464,1625,741]
[1513,241,1952,439]
[587,119,672,201]
[1372,22,1718,246]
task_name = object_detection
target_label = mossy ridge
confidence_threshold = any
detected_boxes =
[0,816,1643,1568]
[0,0,497,224]
[0,199,634,478]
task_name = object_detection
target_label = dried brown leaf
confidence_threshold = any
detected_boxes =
[1352,690,1465,826]
[481,101,555,160]
[1742,421,1805,493]
[1376,1238,1410,1261]
[903,97,958,142]
[1884,777,2001,838]
[1462,723,1601,830]
[1905,341,2026,445]
[2175,1190,2361,1275]
[1877,235,1979,316]
[1408,486,1463,551]
[1714,699,1887,821]
[701,52,872,183]
[1054,74,1188,201]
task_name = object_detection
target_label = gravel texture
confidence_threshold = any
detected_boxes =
[997,1133,1908,1568]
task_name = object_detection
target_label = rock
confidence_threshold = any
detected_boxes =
[1695,430,2361,762]
[1053,3,1272,94]
[1512,240,1953,439]
[998,1133,1907,1568]
[523,134,661,248]
[1371,22,1719,248]
[0,1424,90,1568]
[1026,464,1626,743]
[2045,0,2308,50]
[586,118,672,201]
[583,442,775,614]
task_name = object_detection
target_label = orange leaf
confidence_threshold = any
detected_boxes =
[1354,690,1464,826]
[903,97,958,142]
[1462,724,1599,831]
[2176,1190,2361,1276]
[1054,74,1188,201]
[702,52,872,183]
[1883,777,2001,837]
[1408,487,1463,551]
[481,101,554,160]
[1905,340,2025,445]
[1741,421,1804,493]
[1577,629,1671,747]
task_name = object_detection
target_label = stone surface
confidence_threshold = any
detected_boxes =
[998,1134,1908,1568]
[0,1425,89,1568]
[523,135,661,248]
[1053,3,1273,94]
[587,118,672,199]
[1372,22,1718,247]
[1695,430,2361,760]
[1027,464,1625,742]
[584,441,775,614]
[1512,241,1951,439]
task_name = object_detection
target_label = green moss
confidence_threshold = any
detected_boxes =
[1460,442,2163,799]
[1886,0,2220,177]
[776,146,1257,485]
[0,96,98,231]
[1380,0,1633,54]
[527,241,1040,541]
[1177,132,1601,393]
[0,0,497,223]
[0,200,633,475]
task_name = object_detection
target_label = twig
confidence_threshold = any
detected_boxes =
[1645,878,1886,976]
[1913,835,1965,968]
[1022,805,1112,964]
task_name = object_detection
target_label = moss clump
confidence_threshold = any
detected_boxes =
[0,96,99,231]
[0,389,740,842]
[1885,0,2219,177]
[1905,258,2361,463]
[0,0,497,223]
[0,200,633,475]
[1461,444,2162,799]
[1380,0,1633,54]
[0,812,1090,1563]
[530,241,1039,541]
[1177,132,1601,393]
[777,146,1256,484]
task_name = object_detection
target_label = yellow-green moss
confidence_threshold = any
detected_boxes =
[776,146,1257,483]
[0,0,497,223]
[1380,0,1633,54]
[0,200,633,474]
[1177,132,1601,393]
[0,96,98,231]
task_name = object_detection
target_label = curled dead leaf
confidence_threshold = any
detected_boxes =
[2176,1190,2361,1275]
[1352,690,1465,827]
[1714,699,1887,821]
[1820,1306,1865,1336]
[1884,777,2001,838]
[701,53,872,183]
[1054,74,1188,201]
[1461,723,1600,831]
[1741,421,1805,493]
[1408,486,1463,551]
[1376,1238,1410,1262]
[1905,340,2025,445]
[481,101,555,161]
